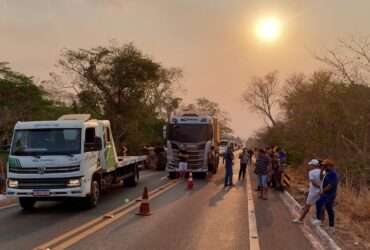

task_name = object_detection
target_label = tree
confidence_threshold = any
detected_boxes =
[57,43,182,152]
[243,71,279,127]
[315,35,370,85]
[0,62,70,141]
[182,97,233,136]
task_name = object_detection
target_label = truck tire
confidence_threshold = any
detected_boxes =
[169,172,177,179]
[84,179,100,208]
[124,167,139,187]
[19,197,36,211]
[194,172,207,179]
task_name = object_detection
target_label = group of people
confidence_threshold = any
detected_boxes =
[223,144,254,187]
[292,158,339,233]
[254,147,287,199]
[223,144,339,231]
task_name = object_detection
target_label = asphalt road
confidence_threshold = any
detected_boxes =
[0,170,168,250]
[71,169,250,250]
[0,162,318,250]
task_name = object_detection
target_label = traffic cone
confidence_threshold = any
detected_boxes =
[136,187,151,216]
[187,172,194,190]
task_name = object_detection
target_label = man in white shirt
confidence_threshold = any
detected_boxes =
[292,159,322,224]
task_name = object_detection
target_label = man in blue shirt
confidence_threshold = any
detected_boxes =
[224,144,234,187]
[313,159,339,233]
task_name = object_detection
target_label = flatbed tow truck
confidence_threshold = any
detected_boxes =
[6,114,146,210]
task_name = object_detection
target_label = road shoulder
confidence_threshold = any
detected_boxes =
[250,171,314,250]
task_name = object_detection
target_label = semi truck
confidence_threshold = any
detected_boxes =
[164,113,220,179]
[6,114,146,210]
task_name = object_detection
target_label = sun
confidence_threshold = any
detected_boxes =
[256,17,282,42]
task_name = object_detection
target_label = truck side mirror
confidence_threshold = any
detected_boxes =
[84,137,102,152]
[0,144,10,153]
[162,125,167,139]
[94,137,102,151]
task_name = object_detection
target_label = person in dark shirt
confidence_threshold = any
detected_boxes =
[255,149,271,199]
[238,148,249,181]
[224,145,234,187]
[247,149,254,167]
[270,152,282,190]
[313,159,339,233]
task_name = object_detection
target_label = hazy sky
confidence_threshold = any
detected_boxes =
[1,0,370,138]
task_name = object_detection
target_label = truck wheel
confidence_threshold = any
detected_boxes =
[124,167,139,187]
[19,197,36,211]
[84,179,100,208]
[169,172,177,179]
[194,172,207,179]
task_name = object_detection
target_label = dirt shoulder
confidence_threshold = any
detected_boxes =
[285,167,370,250]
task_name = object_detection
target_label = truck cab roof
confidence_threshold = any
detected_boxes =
[170,115,213,124]
[14,114,111,130]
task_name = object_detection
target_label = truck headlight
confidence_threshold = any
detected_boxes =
[67,178,81,187]
[8,179,18,188]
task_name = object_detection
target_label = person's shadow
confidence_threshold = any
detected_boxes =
[208,187,230,207]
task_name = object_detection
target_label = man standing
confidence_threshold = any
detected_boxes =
[312,159,339,233]
[292,159,322,224]
[224,144,234,187]
[238,148,249,181]
[178,148,189,179]
[255,149,270,199]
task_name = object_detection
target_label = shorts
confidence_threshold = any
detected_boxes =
[257,175,268,187]
[179,162,188,172]
[306,192,320,205]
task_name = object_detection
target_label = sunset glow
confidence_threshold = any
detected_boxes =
[256,17,282,43]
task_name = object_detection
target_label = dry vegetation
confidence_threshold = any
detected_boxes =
[244,37,370,249]
[286,167,370,250]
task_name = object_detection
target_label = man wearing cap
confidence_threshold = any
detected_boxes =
[292,159,322,224]
[312,159,339,233]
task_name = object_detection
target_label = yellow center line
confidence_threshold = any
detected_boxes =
[34,180,180,250]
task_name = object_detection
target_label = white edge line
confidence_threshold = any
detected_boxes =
[282,190,342,250]
[246,167,261,250]
[280,191,326,250]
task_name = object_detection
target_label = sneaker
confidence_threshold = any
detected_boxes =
[292,218,303,224]
[328,227,335,234]
[312,219,322,226]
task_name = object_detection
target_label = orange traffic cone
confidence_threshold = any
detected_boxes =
[136,187,151,216]
[187,172,194,190]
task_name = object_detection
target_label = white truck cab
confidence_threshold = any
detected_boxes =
[6,114,145,210]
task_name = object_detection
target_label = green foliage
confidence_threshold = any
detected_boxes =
[254,71,370,186]
[183,97,233,137]
[0,62,72,141]
[58,43,182,153]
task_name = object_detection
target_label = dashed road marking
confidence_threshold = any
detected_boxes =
[34,180,180,250]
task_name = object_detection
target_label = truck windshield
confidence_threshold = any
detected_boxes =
[168,124,212,143]
[11,129,82,156]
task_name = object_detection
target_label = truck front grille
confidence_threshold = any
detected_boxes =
[9,165,80,174]
[15,178,72,189]
[170,149,205,170]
